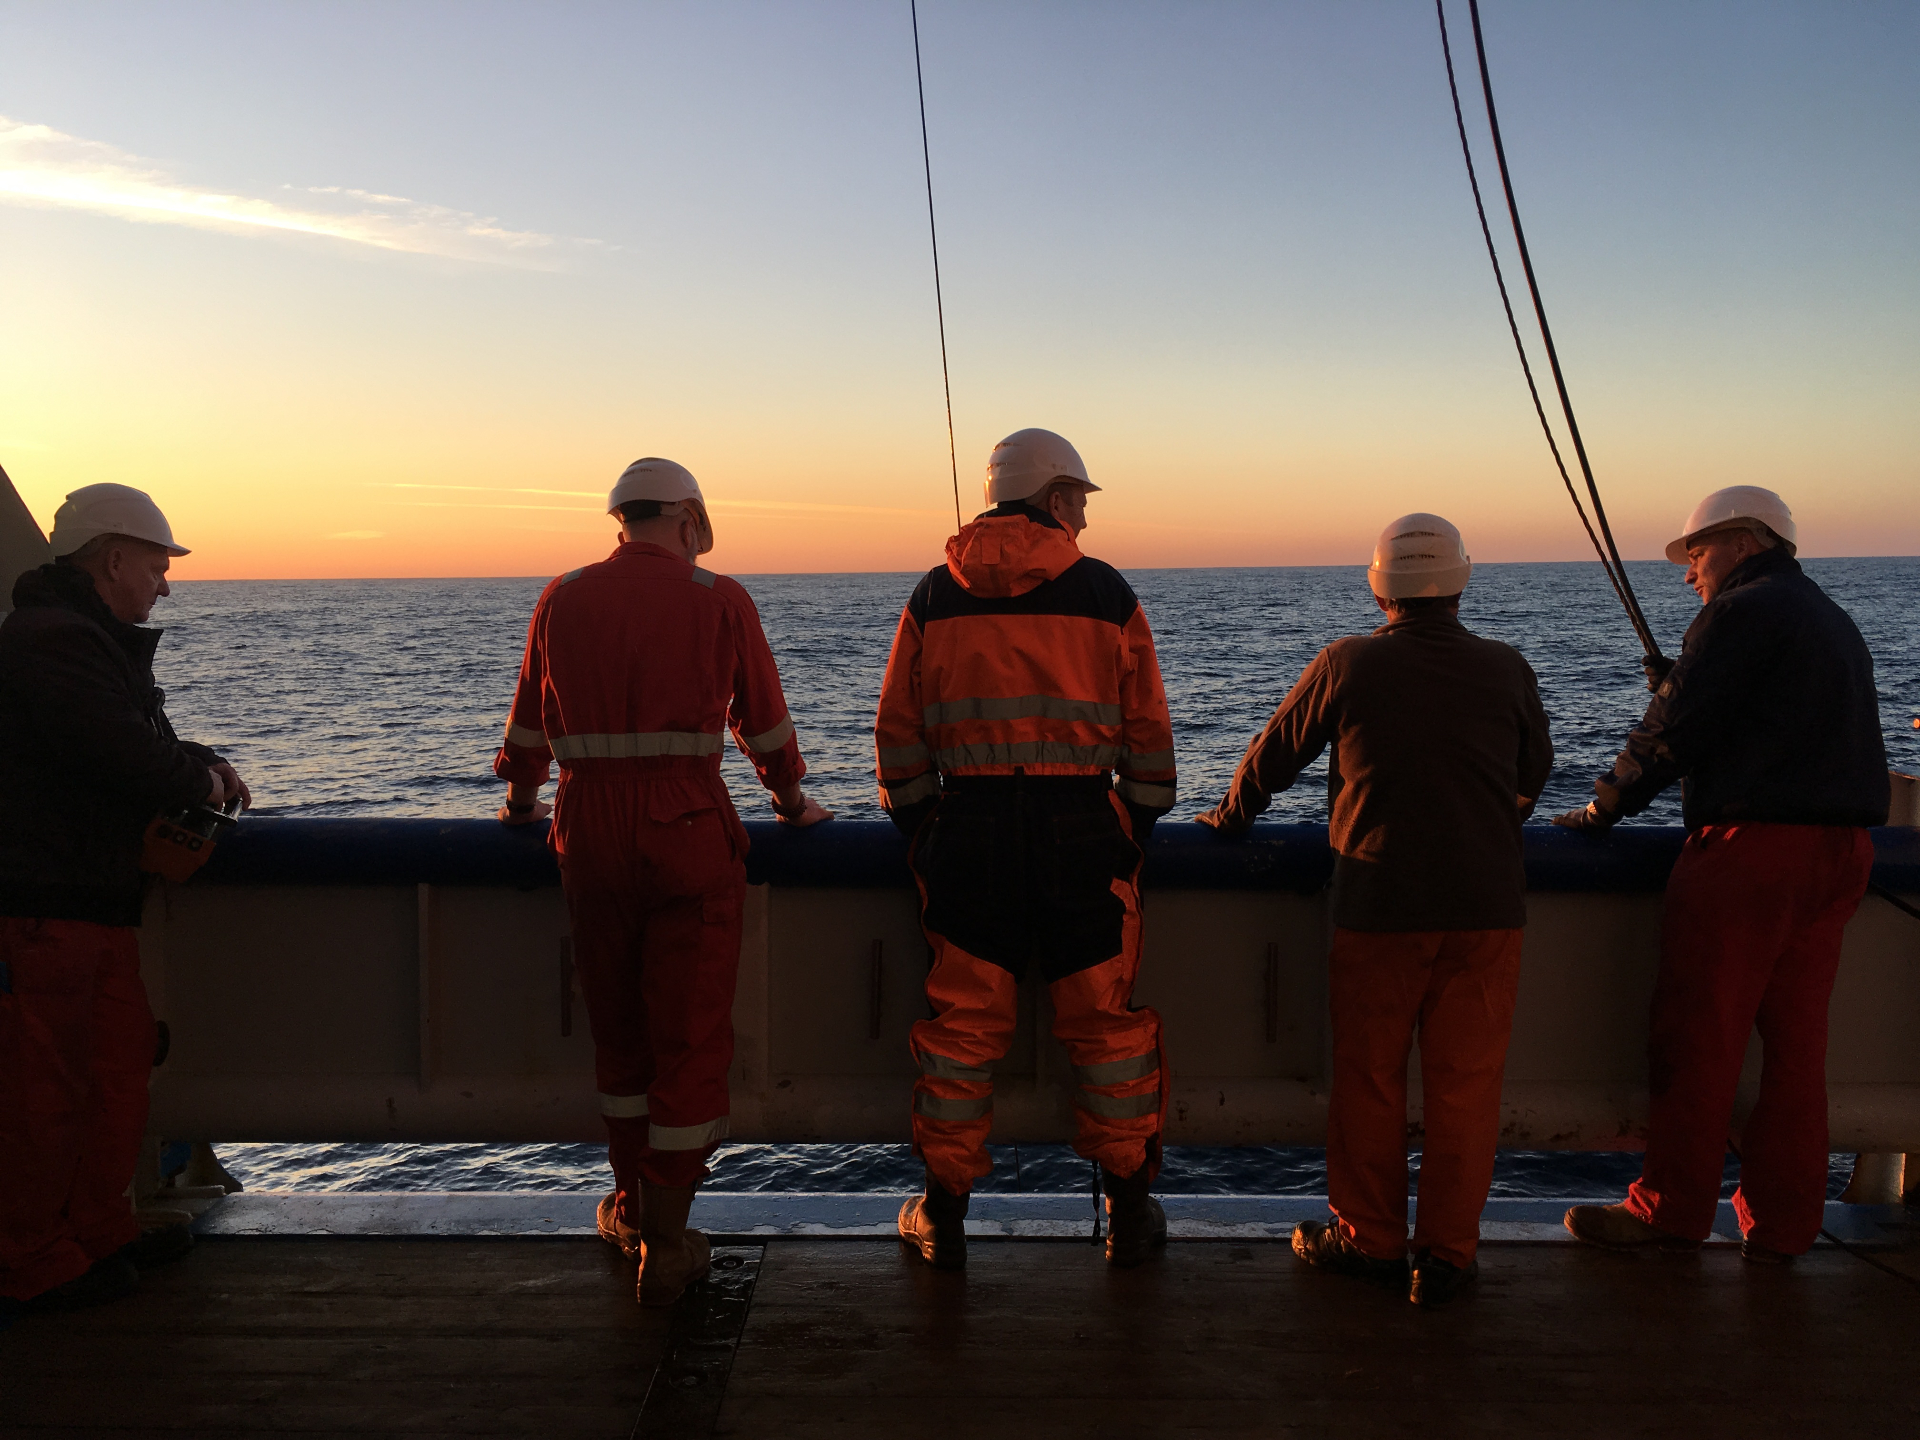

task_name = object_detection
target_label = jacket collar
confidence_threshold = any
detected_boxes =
[1719,545,1801,596]
[1373,606,1467,638]
[9,562,162,667]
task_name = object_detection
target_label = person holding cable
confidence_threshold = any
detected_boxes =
[0,484,251,1318]
[494,457,830,1308]
[1558,487,1888,1263]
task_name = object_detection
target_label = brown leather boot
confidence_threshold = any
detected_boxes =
[597,1190,642,1260]
[636,1181,711,1307]
[897,1171,968,1270]
[1563,1202,1699,1253]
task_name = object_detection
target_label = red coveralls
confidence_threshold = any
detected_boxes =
[0,921,153,1301]
[495,541,805,1209]
[874,504,1177,1193]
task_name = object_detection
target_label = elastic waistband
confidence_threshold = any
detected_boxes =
[942,774,1114,798]
[558,756,722,779]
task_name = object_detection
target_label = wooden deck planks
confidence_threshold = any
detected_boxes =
[0,1239,668,1438]
[4,1235,1917,1439]
[716,1240,1920,1438]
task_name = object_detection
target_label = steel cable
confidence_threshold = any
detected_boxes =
[1437,0,1666,665]
[910,0,964,533]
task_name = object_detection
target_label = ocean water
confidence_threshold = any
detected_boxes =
[151,557,1916,1198]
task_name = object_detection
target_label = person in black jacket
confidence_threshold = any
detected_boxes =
[0,484,250,1318]
[1556,486,1888,1263]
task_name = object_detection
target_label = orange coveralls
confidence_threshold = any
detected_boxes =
[875,502,1177,1192]
[495,541,805,1202]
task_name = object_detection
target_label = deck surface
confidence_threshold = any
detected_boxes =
[4,1235,1917,1439]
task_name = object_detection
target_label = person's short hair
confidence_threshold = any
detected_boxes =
[59,533,156,568]
[617,499,667,524]
[1033,479,1087,514]
[1384,593,1462,615]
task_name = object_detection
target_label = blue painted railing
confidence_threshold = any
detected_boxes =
[197,817,1920,895]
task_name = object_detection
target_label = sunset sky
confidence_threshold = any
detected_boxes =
[1,1,1914,579]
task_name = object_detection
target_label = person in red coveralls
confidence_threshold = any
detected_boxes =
[494,458,830,1307]
[1558,487,1888,1264]
[875,428,1178,1271]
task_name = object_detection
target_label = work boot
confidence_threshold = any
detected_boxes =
[898,1172,968,1271]
[1101,1162,1168,1268]
[118,1223,194,1270]
[25,1254,139,1313]
[597,1190,642,1260]
[1563,1203,1699,1253]
[636,1181,711,1308]
[1291,1220,1409,1289]
[1740,1237,1794,1266]
[1408,1250,1478,1308]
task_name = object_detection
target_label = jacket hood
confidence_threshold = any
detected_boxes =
[944,503,1083,598]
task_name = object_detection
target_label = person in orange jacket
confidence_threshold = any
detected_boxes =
[875,428,1177,1270]
[1198,515,1552,1308]
[495,458,830,1307]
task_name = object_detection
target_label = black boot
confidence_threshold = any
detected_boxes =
[1291,1220,1409,1289]
[898,1171,968,1270]
[1101,1162,1168,1268]
[1408,1250,1478,1307]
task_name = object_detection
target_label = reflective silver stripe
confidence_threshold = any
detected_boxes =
[1074,1089,1161,1120]
[504,722,548,748]
[914,1092,993,1122]
[1116,749,1176,774]
[1074,1053,1158,1086]
[882,772,939,806]
[649,1116,729,1150]
[744,714,795,752]
[1115,777,1177,808]
[549,731,725,761]
[934,741,1120,769]
[599,1092,650,1118]
[877,742,931,768]
[559,567,585,585]
[691,567,717,590]
[918,1051,993,1082]
[924,694,1122,727]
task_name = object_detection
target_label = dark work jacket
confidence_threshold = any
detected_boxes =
[1597,550,1889,830]
[1210,610,1553,932]
[0,564,220,926]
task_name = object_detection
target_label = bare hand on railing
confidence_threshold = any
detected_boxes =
[773,785,834,828]
[498,782,552,827]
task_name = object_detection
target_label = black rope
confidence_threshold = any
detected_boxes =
[1439,0,1665,665]
[1869,883,1920,925]
[1434,1,1638,636]
[1819,1226,1920,1292]
[910,0,964,534]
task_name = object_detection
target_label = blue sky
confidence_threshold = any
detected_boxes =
[0,1,1913,575]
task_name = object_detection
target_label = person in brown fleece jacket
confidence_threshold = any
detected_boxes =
[1199,514,1552,1308]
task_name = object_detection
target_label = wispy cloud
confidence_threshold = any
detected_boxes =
[0,116,599,266]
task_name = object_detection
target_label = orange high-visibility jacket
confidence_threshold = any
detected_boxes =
[494,541,804,813]
[874,504,1176,817]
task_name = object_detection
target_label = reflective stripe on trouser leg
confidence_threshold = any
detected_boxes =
[908,941,1019,1195]
[560,786,746,1196]
[1047,858,1164,1181]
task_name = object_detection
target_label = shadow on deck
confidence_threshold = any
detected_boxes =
[5,1232,1918,1438]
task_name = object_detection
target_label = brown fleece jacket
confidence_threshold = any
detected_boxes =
[1204,608,1552,932]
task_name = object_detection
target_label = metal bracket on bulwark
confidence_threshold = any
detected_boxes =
[631,1246,763,1439]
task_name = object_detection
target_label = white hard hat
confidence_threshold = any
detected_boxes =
[1664,485,1796,563]
[607,457,713,555]
[985,427,1102,505]
[1367,513,1472,600]
[49,483,189,559]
